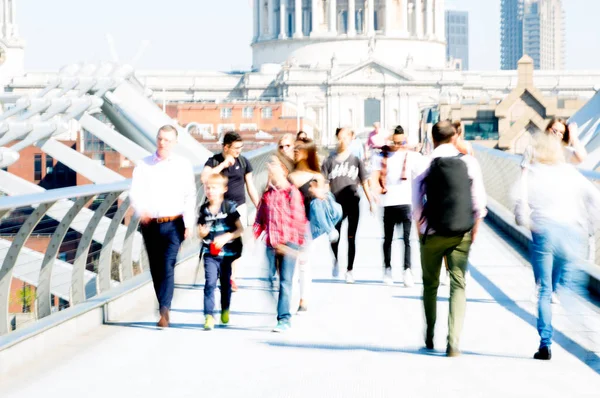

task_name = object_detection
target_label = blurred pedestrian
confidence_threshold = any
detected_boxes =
[371,125,425,286]
[514,132,600,360]
[254,152,307,332]
[322,127,375,282]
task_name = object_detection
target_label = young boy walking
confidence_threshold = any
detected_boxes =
[198,174,244,330]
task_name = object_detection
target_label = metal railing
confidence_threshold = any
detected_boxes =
[473,144,600,265]
[0,145,275,336]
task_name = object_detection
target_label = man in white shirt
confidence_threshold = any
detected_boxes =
[129,125,197,328]
[371,125,424,287]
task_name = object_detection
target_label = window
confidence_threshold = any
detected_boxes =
[340,10,348,33]
[242,107,254,119]
[356,10,364,34]
[34,154,42,181]
[464,121,499,140]
[303,9,311,36]
[287,12,293,37]
[187,123,214,137]
[261,107,273,119]
[83,130,114,152]
[364,98,381,127]
[240,124,258,131]
[218,124,236,137]
[220,107,232,119]
[46,155,54,174]
[91,153,105,166]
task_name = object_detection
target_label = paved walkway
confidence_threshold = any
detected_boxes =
[1,205,600,397]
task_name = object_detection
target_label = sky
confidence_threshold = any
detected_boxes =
[15,0,600,72]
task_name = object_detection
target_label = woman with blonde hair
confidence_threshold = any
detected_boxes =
[514,132,600,360]
[288,138,331,311]
[278,133,295,161]
[522,118,587,167]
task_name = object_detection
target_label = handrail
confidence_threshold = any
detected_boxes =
[0,144,276,336]
[0,144,278,211]
[472,143,600,266]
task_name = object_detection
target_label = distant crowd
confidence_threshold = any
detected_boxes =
[130,116,597,361]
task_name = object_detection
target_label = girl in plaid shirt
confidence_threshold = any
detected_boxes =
[254,152,307,332]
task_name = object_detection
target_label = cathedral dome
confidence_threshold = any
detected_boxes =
[251,0,446,69]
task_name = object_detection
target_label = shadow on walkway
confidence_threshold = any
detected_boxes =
[311,278,421,287]
[263,340,530,361]
[104,321,268,332]
[469,265,600,375]
[392,295,529,305]
[170,308,275,316]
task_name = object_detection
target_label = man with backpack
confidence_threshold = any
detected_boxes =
[412,121,487,357]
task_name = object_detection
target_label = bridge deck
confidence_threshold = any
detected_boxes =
[1,206,600,397]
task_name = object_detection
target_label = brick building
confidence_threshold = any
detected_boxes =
[165,101,308,152]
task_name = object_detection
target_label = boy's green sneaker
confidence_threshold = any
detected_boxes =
[204,315,215,330]
[221,309,230,325]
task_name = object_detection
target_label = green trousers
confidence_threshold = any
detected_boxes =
[420,233,472,349]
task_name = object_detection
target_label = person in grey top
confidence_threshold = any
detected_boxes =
[322,127,375,283]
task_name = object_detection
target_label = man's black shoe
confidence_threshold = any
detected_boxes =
[533,346,552,360]
[425,338,434,350]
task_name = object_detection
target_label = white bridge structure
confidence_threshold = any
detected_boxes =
[0,61,217,335]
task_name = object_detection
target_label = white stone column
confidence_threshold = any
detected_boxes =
[384,0,393,35]
[425,0,434,38]
[268,0,276,38]
[436,0,445,41]
[253,0,261,41]
[329,0,337,34]
[311,0,320,36]
[400,0,409,36]
[10,0,14,24]
[294,0,303,37]
[3,0,8,38]
[414,0,423,38]
[348,0,356,36]
[279,0,288,38]
[367,0,375,35]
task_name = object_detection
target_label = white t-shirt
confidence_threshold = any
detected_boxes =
[514,162,600,234]
[371,150,425,207]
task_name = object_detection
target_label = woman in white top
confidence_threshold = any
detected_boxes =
[514,133,600,360]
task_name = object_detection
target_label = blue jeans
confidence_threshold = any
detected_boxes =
[531,223,584,348]
[266,244,298,322]
[203,255,234,317]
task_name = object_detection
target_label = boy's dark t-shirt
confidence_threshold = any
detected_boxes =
[204,154,253,205]
[321,153,367,200]
[198,200,243,258]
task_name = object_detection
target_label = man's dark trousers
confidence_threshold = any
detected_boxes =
[141,217,185,311]
[383,205,412,270]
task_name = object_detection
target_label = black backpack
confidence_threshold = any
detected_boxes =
[422,155,474,237]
